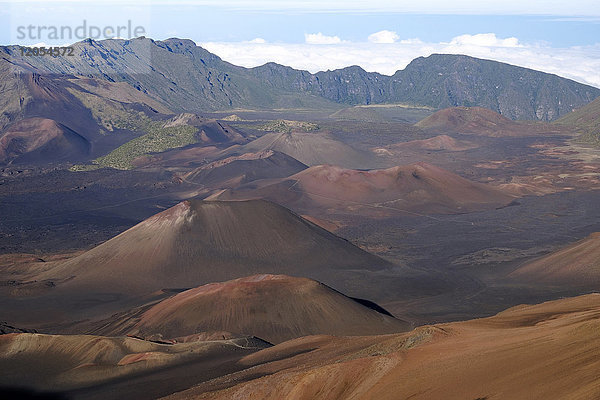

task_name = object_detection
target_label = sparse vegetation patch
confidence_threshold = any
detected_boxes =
[256,119,319,133]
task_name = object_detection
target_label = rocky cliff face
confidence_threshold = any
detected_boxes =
[387,54,598,121]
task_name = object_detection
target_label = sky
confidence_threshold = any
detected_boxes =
[1,0,599,87]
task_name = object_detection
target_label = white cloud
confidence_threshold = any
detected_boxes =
[248,38,266,43]
[201,33,600,88]
[368,30,399,44]
[304,32,342,44]
[448,33,522,48]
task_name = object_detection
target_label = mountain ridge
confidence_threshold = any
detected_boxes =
[2,37,598,120]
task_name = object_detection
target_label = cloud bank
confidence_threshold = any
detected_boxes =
[304,32,343,45]
[201,32,600,88]
[368,30,400,44]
